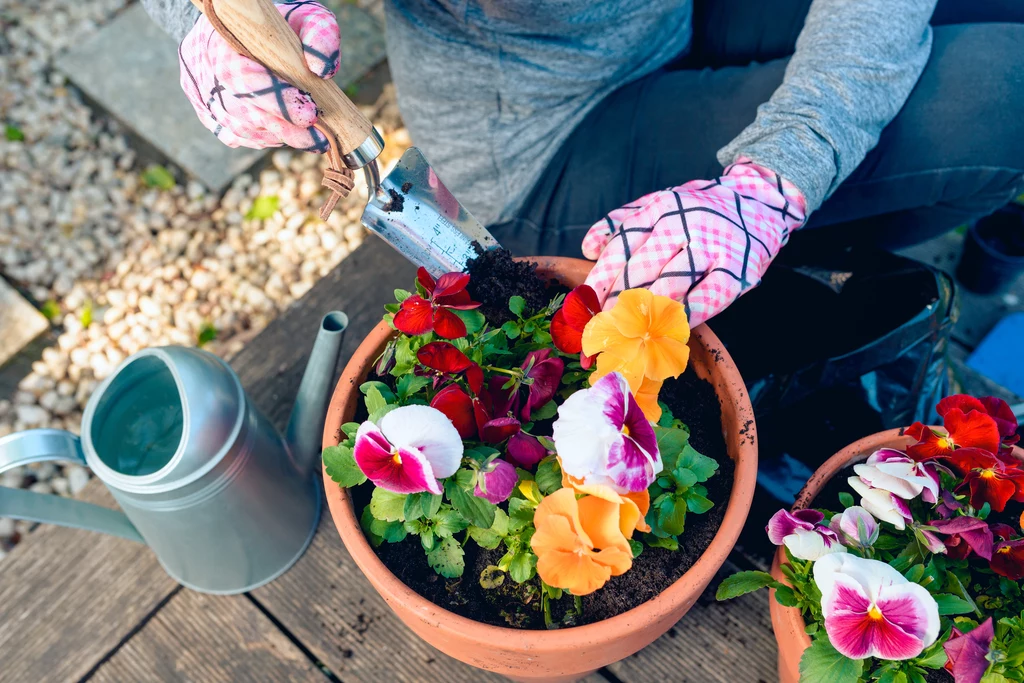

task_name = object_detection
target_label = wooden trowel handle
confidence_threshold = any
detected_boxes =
[189,0,382,167]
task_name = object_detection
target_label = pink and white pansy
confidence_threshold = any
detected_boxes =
[353,405,463,495]
[853,449,942,503]
[551,372,661,494]
[766,509,846,561]
[814,553,940,661]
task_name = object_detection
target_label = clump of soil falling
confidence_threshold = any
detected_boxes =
[352,257,733,628]
[381,188,404,213]
[464,247,558,325]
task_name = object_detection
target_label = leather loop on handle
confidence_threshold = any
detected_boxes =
[190,0,370,218]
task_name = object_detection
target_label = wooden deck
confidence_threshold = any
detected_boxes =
[0,236,780,683]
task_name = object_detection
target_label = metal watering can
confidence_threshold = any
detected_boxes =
[0,311,347,594]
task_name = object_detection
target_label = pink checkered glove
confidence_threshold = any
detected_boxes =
[582,159,807,326]
[178,1,340,152]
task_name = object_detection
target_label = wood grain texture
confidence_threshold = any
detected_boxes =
[91,590,326,683]
[0,481,179,683]
[607,570,779,683]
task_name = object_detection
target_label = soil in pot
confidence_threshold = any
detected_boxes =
[349,249,734,629]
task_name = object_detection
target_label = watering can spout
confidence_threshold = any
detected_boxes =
[285,311,348,479]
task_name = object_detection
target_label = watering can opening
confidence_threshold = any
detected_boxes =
[90,354,185,478]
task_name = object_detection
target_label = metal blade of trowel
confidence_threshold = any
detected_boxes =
[361,147,500,276]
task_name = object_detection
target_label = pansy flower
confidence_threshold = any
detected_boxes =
[551,284,600,368]
[848,476,913,530]
[416,341,484,391]
[926,516,994,560]
[991,536,1024,581]
[948,447,1024,513]
[430,384,477,439]
[530,488,634,596]
[488,350,565,422]
[906,396,1002,461]
[506,431,547,468]
[938,394,1020,451]
[829,506,879,549]
[473,459,517,504]
[353,405,462,495]
[767,509,846,561]
[944,618,995,683]
[552,372,661,494]
[814,553,940,661]
[393,268,481,339]
[853,449,941,504]
[582,288,689,422]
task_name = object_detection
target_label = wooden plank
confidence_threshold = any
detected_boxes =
[91,590,327,683]
[0,482,179,683]
[607,568,778,683]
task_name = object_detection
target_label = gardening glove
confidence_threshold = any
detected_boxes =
[178,0,340,151]
[582,159,807,326]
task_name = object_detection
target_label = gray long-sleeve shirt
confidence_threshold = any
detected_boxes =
[147,0,936,226]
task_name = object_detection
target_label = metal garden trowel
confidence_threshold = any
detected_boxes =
[191,0,499,275]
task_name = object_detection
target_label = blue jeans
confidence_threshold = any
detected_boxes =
[491,0,1024,259]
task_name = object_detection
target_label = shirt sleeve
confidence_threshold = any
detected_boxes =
[716,0,936,214]
[141,0,201,42]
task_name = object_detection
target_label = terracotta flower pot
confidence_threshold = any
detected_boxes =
[322,256,758,682]
[769,430,1024,683]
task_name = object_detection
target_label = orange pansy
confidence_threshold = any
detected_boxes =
[581,289,689,422]
[561,468,652,534]
[531,488,634,596]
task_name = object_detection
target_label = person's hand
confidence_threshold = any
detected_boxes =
[178,1,340,151]
[582,159,807,326]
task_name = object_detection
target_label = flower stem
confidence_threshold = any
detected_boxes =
[542,592,554,629]
[483,366,518,377]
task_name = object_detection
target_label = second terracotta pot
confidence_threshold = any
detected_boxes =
[769,430,1024,683]
[322,257,759,682]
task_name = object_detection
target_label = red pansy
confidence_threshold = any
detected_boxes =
[937,394,1020,452]
[430,384,476,439]
[906,408,1001,461]
[416,341,483,393]
[551,284,600,367]
[393,268,481,339]
[948,448,1024,513]
[480,417,521,445]
[520,349,564,421]
[991,538,1024,581]
[506,431,547,468]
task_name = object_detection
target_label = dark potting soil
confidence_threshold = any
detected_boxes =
[464,247,560,325]
[926,669,954,683]
[349,255,734,629]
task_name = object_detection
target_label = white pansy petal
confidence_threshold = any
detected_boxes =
[379,405,463,479]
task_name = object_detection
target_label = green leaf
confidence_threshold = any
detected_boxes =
[433,507,470,538]
[915,646,948,669]
[645,535,678,551]
[396,374,431,401]
[361,506,384,547]
[658,498,688,536]
[933,593,975,616]
[468,508,510,549]
[322,445,367,487]
[479,565,505,589]
[369,517,407,543]
[196,322,217,347]
[531,400,558,421]
[501,320,520,340]
[369,488,407,522]
[629,539,644,558]
[340,422,360,442]
[838,492,855,509]
[453,309,486,335]
[394,288,412,302]
[657,402,675,428]
[509,551,537,584]
[508,296,525,317]
[404,493,439,522]
[361,381,396,403]
[444,479,496,529]
[904,564,925,584]
[508,497,536,532]
[535,457,562,495]
[246,195,279,220]
[715,571,778,601]
[774,585,800,607]
[653,425,689,469]
[419,529,436,551]
[676,444,719,483]
[686,492,715,515]
[426,537,465,578]
[141,164,175,190]
[799,637,864,683]
[4,125,25,142]
[40,300,60,320]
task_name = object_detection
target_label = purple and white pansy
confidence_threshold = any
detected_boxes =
[551,372,661,494]
[853,449,942,503]
[353,405,463,495]
[814,553,940,661]
[767,509,847,561]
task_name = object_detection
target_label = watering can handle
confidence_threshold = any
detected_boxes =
[0,430,145,543]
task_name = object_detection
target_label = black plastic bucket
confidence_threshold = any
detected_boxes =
[955,203,1024,295]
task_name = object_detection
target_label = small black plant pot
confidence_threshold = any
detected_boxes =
[955,203,1024,295]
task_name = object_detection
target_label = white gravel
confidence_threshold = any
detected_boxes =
[0,0,407,555]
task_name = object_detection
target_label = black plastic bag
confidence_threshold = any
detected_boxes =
[711,247,956,430]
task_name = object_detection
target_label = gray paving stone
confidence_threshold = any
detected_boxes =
[0,278,49,370]
[56,2,386,193]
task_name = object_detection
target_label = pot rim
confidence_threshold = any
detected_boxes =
[322,256,758,651]
[770,428,1024,659]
